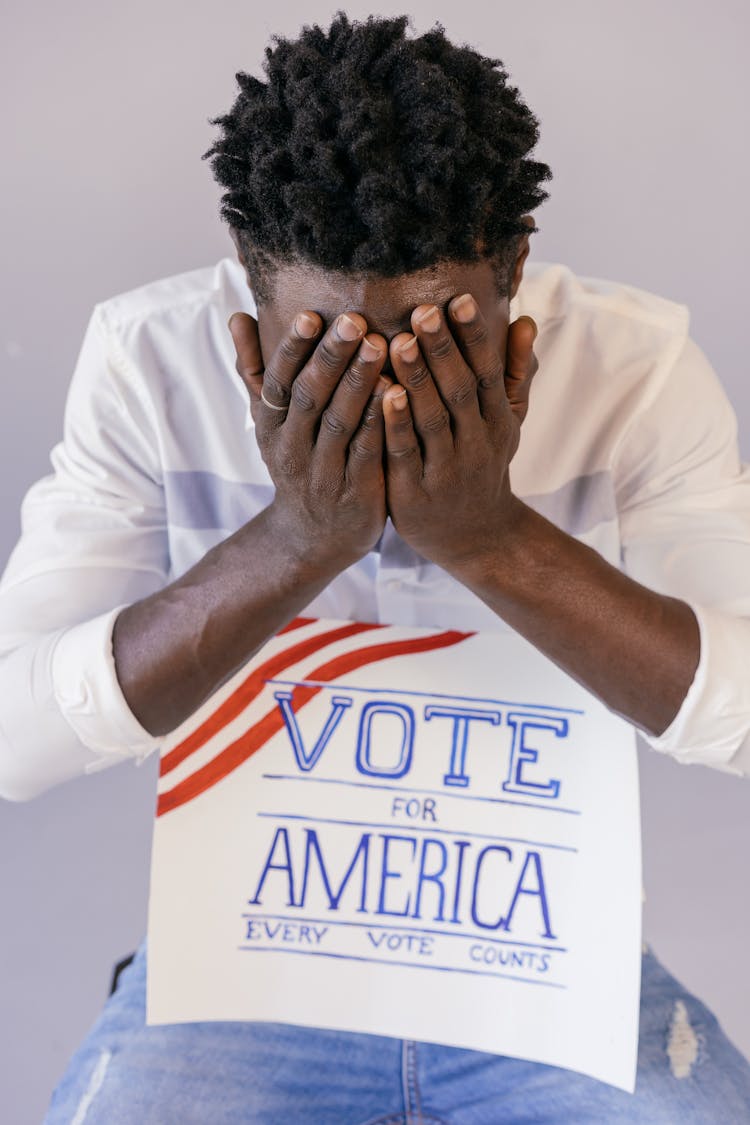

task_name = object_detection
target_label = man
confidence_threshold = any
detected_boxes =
[3,12,750,1122]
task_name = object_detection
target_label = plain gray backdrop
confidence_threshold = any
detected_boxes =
[2,2,749,1122]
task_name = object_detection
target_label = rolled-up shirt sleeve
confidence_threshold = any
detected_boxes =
[615,333,750,776]
[0,305,169,801]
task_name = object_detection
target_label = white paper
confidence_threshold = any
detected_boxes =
[147,616,642,1092]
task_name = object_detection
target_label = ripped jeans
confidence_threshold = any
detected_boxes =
[44,936,750,1124]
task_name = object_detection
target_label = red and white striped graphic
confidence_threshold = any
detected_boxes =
[156,616,472,818]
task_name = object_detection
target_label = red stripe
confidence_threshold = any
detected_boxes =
[278,616,316,636]
[157,629,470,817]
[159,621,382,777]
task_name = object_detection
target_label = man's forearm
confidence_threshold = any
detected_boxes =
[450,499,700,736]
[112,506,335,737]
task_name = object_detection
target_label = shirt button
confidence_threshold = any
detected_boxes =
[385,578,403,592]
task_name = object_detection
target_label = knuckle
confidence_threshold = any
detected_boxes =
[389,443,420,461]
[277,447,302,478]
[315,340,345,374]
[462,323,489,349]
[405,364,431,391]
[426,335,454,361]
[290,380,318,413]
[277,336,304,366]
[349,436,379,462]
[261,372,287,401]
[321,408,349,436]
[449,378,477,408]
[236,356,262,382]
[340,362,370,393]
[423,408,450,434]
[311,472,338,501]
[361,404,380,429]
[477,365,503,390]
[257,437,274,461]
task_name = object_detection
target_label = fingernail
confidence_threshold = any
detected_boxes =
[415,306,440,332]
[227,313,238,332]
[295,312,319,338]
[360,337,383,361]
[397,336,419,362]
[375,375,391,395]
[338,313,364,341]
[451,294,476,323]
[389,388,408,411]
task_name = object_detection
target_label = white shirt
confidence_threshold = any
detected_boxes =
[1,257,749,801]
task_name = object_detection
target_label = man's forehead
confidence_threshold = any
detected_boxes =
[267,258,501,334]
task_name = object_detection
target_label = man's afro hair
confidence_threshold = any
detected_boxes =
[203,12,552,298]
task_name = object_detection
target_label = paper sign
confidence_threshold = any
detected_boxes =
[147,616,642,1092]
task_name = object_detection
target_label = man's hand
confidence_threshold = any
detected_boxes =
[382,293,538,570]
[113,308,390,737]
[229,309,389,575]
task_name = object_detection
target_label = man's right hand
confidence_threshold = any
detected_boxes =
[228,309,389,575]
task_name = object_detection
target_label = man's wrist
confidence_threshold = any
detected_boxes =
[443,494,534,590]
[242,501,367,589]
[228,503,334,591]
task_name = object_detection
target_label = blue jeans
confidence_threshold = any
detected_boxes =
[45,936,750,1124]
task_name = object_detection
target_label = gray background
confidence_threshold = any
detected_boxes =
[1,1,748,1121]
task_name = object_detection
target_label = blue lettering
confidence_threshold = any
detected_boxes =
[243,919,329,944]
[356,702,415,778]
[366,930,433,956]
[500,850,557,940]
[450,839,471,924]
[470,844,513,929]
[412,837,448,921]
[299,829,370,912]
[248,827,296,906]
[376,834,417,917]
[424,705,502,788]
[502,712,567,799]
[274,690,352,771]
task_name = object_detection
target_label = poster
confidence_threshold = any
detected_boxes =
[147,616,642,1092]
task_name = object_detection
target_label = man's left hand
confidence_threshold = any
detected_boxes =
[383,294,538,570]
